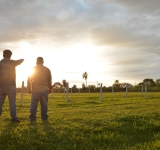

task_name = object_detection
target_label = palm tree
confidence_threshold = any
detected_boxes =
[82,72,88,87]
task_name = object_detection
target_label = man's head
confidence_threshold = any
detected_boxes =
[36,57,44,65]
[3,49,12,59]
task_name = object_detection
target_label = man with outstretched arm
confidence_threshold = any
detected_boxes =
[27,57,52,122]
[0,49,24,123]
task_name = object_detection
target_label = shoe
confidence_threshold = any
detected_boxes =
[12,119,20,123]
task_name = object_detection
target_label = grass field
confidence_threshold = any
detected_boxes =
[1,92,160,150]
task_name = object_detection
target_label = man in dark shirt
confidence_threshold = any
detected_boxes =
[27,57,52,122]
[0,50,24,123]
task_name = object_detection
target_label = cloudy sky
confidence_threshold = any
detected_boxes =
[0,0,160,88]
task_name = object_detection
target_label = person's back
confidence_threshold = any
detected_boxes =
[0,59,17,87]
[30,65,51,92]
[0,49,24,123]
[27,57,52,122]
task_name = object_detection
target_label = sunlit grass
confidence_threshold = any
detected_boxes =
[0,92,160,149]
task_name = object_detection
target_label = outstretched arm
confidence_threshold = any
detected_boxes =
[12,59,24,67]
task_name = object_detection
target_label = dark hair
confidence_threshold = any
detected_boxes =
[36,57,44,64]
[3,49,12,58]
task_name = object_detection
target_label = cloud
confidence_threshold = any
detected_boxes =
[91,23,160,48]
[1,0,159,49]
[113,0,160,15]
[0,0,95,45]
[1,0,160,86]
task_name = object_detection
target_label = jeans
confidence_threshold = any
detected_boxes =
[29,91,48,121]
[0,86,18,120]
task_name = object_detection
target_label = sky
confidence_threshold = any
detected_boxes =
[0,0,160,88]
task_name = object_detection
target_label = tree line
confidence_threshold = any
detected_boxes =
[50,78,160,93]
[16,71,160,93]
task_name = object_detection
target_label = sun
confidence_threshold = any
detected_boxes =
[16,60,35,83]
[28,68,34,76]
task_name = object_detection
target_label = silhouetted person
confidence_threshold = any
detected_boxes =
[0,49,24,123]
[27,57,52,122]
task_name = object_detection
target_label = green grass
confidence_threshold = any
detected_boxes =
[1,92,160,150]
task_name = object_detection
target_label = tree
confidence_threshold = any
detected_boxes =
[113,80,121,88]
[72,84,77,92]
[82,72,88,87]
[52,82,62,89]
[137,82,143,86]
[143,78,156,87]
[72,84,77,89]
[120,83,133,88]
[82,83,86,89]
[88,85,96,92]
[155,79,160,87]
[62,79,67,88]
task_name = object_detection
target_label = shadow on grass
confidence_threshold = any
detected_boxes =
[0,119,59,150]
[0,121,24,149]
[84,101,101,104]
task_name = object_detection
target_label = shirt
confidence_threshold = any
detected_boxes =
[27,64,52,92]
[0,58,23,87]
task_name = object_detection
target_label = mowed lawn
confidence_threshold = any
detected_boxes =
[1,92,160,150]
